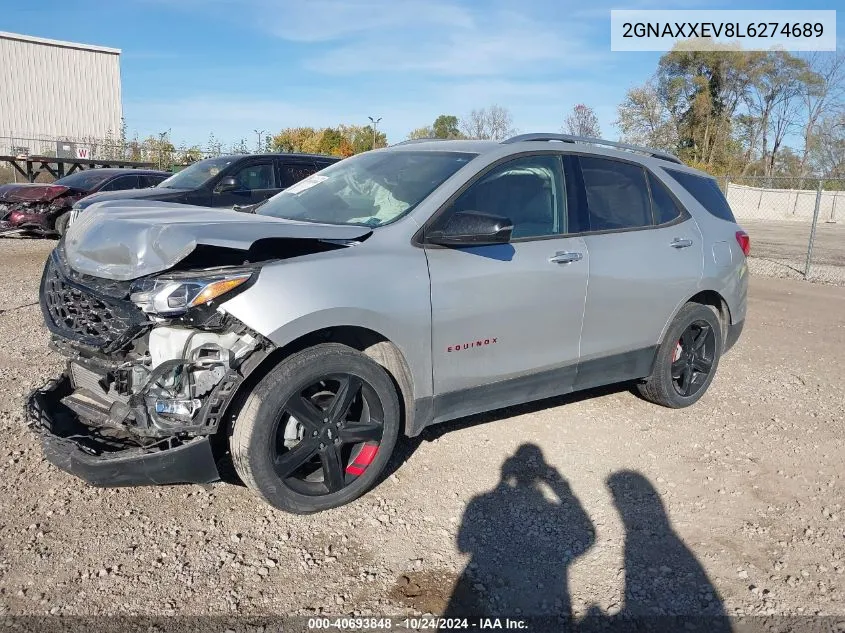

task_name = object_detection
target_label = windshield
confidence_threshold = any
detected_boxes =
[55,171,112,191]
[257,151,476,227]
[157,156,237,189]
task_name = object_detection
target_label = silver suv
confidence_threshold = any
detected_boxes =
[29,134,748,513]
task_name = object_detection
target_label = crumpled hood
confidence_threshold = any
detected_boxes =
[0,183,72,203]
[64,201,372,281]
[76,186,188,208]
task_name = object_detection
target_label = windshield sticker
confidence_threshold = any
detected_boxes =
[209,168,220,176]
[285,174,328,195]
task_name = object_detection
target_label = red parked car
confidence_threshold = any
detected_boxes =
[0,168,170,237]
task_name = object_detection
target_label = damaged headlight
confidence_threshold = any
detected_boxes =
[130,269,253,316]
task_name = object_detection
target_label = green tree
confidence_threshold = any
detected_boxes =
[432,115,462,139]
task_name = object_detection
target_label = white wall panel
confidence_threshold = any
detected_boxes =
[0,32,122,143]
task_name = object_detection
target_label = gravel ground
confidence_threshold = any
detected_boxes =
[741,219,845,285]
[0,238,844,623]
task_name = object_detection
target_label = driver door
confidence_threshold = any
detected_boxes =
[212,160,278,208]
[424,154,589,423]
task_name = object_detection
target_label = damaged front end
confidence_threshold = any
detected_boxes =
[0,185,79,236]
[27,244,275,486]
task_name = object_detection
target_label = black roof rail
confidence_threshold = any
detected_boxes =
[502,133,683,165]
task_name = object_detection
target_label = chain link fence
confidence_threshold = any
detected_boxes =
[724,176,845,285]
[0,134,241,173]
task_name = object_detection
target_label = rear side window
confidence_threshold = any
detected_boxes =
[99,175,140,191]
[142,175,168,188]
[579,156,652,231]
[280,162,319,188]
[665,169,735,222]
[647,172,683,224]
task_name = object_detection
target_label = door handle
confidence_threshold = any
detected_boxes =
[549,251,583,264]
[670,238,693,249]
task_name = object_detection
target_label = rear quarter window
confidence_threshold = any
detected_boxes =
[665,169,735,222]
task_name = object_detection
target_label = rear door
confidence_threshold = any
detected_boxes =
[570,155,702,387]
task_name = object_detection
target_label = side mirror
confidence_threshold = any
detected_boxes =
[215,176,241,193]
[427,210,513,246]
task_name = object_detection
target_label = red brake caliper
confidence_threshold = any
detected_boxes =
[345,444,379,476]
[672,340,683,362]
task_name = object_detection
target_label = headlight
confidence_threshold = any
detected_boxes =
[130,269,253,316]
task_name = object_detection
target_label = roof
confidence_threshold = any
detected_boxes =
[385,134,704,173]
[0,31,121,55]
[71,168,171,176]
[211,153,340,161]
[388,139,499,153]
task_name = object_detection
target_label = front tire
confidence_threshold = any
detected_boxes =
[637,303,722,408]
[231,343,401,513]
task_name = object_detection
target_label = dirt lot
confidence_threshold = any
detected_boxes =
[1,238,844,626]
[742,219,845,284]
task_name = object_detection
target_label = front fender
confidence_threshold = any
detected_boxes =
[219,246,433,399]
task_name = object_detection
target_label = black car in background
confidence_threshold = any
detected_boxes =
[69,153,340,226]
[0,168,170,236]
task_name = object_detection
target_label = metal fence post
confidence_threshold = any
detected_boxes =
[804,180,824,279]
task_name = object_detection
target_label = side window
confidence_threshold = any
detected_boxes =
[444,155,564,239]
[579,156,652,231]
[142,175,168,188]
[280,162,319,188]
[664,168,736,222]
[100,175,140,191]
[648,172,683,224]
[230,162,275,190]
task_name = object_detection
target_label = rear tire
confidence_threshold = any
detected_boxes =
[231,343,401,513]
[54,212,70,237]
[637,303,722,408]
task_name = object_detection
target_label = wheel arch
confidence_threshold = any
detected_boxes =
[219,325,416,442]
[658,289,731,350]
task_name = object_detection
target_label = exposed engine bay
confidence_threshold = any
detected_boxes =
[27,204,372,485]
[32,242,274,445]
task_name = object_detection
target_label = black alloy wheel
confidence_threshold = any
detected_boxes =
[231,343,401,513]
[670,320,717,397]
[636,302,723,408]
[272,374,385,496]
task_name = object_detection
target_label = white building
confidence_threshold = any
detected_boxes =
[0,31,122,154]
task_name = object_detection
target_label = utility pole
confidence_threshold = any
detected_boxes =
[254,129,265,153]
[157,130,169,169]
[368,116,382,150]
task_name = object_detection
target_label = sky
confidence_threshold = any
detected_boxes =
[1,0,842,149]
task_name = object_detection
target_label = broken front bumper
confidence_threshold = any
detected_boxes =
[27,375,220,486]
[0,211,57,236]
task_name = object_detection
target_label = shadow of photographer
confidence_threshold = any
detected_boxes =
[443,443,729,632]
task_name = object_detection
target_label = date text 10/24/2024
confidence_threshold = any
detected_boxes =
[307,617,529,630]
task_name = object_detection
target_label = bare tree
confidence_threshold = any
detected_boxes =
[743,52,812,176]
[810,112,845,178]
[407,126,434,140]
[563,104,601,138]
[459,105,516,140]
[799,52,845,176]
[614,82,679,151]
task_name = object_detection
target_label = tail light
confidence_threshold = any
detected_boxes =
[735,231,750,257]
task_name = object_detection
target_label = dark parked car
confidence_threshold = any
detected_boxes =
[68,153,339,226]
[0,169,170,236]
